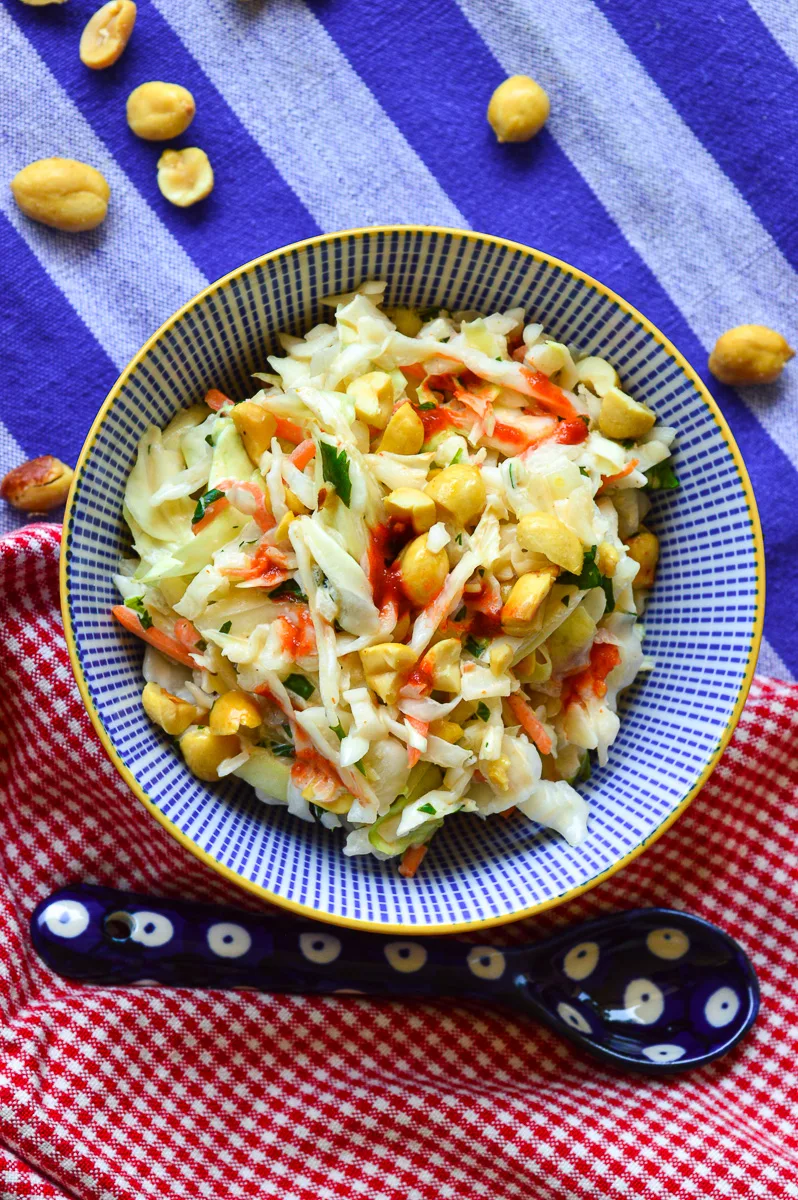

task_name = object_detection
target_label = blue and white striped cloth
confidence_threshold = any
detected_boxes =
[1,0,795,679]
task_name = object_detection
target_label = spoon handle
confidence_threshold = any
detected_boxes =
[31,885,519,999]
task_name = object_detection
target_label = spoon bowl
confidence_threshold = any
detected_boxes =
[32,886,759,1074]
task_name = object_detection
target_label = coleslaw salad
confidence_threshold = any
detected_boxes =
[112,282,677,877]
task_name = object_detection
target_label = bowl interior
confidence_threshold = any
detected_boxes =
[63,228,762,931]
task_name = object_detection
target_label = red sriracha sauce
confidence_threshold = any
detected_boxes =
[554,418,589,445]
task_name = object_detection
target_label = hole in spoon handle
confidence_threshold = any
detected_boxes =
[31,885,522,998]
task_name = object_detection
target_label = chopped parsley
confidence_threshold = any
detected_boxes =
[267,742,295,758]
[204,433,214,446]
[269,578,307,603]
[578,466,589,477]
[284,674,314,700]
[455,533,463,545]
[465,635,488,658]
[192,487,225,525]
[418,802,437,815]
[124,595,152,630]
[476,701,490,722]
[453,604,467,622]
[559,545,615,614]
[330,723,345,741]
[508,463,516,488]
[219,621,232,635]
[354,760,367,777]
[644,460,679,491]
[319,440,352,507]
[195,639,207,652]
[417,401,437,411]
[450,448,463,465]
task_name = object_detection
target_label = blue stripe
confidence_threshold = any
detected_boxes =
[0,212,118,467]
[315,0,798,675]
[9,0,319,280]
[594,0,798,269]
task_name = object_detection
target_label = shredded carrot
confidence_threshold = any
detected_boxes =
[273,414,305,444]
[111,606,199,669]
[507,692,553,755]
[205,388,232,411]
[174,618,202,650]
[597,458,639,495]
[221,480,274,532]
[404,714,429,769]
[192,496,229,534]
[399,843,428,878]
[290,439,316,471]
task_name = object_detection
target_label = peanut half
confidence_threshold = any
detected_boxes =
[157,148,214,207]
[80,1,137,70]
[1,456,74,512]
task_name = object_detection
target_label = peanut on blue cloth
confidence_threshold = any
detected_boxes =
[1,0,795,679]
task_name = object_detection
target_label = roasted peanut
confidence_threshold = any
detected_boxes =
[424,463,486,526]
[209,690,262,736]
[385,307,423,338]
[179,727,241,781]
[142,682,206,737]
[709,325,795,386]
[384,487,436,533]
[11,158,109,232]
[488,75,550,143]
[397,534,449,607]
[598,386,656,440]
[127,81,196,141]
[625,528,659,589]
[596,541,620,577]
[419,638,461,692]
[429,719,464,743]
[574,355,619,397]
[378,403,424,455]
[80,1,137,70]
[489,643,513,677]
[0,455,73,512]
[500,570,555,635]
[157,147,214,207]
[516,512,582,574]
[347,371,394,428]
[230,401,277,465]
[359,642,418,704]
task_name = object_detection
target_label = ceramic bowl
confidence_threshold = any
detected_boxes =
[61,226,764,933]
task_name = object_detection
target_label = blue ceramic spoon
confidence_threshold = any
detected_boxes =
[31,885,759,1074]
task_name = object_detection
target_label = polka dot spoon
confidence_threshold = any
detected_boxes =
[31,885,759,1074]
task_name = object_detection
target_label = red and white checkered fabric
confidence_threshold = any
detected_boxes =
[0,524,796,1200]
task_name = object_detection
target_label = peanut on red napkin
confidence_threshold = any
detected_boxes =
[0,524,795,1200]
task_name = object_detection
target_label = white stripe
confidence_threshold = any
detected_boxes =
[745,0,798,68]
[150,0,464,230]
[0,424,29,537]
[456,0,798,472]
[756,639,794,683]
[0,20,207,371]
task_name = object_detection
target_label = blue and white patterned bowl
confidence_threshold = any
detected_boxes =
[61,227,764,933]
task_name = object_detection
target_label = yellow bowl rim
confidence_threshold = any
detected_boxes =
[60,223,765,935]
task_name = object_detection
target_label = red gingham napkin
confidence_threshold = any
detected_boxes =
[1,523,796,1200]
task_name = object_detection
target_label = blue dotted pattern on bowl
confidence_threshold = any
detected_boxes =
[63,229,761,930]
